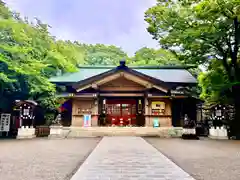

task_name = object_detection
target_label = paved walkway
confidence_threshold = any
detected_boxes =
[71,137,195,180]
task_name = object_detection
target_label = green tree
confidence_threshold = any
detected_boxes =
[129,47,183,65]
[76,43,127,65]
[0,1,84,111]
[145,0,240,135]
[0,0,12,19]
[198,60,230,105]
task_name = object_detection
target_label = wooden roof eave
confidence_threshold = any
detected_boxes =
[72,65,170,93]
[75,71,169,93]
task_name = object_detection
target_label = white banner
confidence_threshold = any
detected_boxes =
[83,114,91,127]
[0,114,11,132]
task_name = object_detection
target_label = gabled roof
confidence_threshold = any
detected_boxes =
[134,69,196,83]
[50,63,197,84]
[73,67,170,93]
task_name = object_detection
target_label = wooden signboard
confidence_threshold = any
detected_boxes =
[151,101,165,109]
[151,101,165,115]
[0,114,11,132]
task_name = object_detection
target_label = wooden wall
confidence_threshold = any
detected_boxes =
[71,99,98,127]
[99,77,145,91]
[145,98,172,127]
[71,97,174,127]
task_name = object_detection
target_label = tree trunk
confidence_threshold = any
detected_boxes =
[231,85,240,139]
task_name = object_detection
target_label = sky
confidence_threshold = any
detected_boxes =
[5,0,159,56]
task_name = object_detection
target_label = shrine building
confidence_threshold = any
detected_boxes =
[50,60,198,128]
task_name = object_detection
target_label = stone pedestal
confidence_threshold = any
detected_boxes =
[209,126,228,139]
[48,125,65,139]
[182,128,199,140]
[17,126,36,139]
[183,128,196,134]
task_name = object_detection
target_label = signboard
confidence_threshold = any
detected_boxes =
[151,101,165,110]
[216,110,222,117]
[0,114,11,132]
[151,101,165,115]
[171,90,185,95]
[83,114,91,127]
[153,118,159,128]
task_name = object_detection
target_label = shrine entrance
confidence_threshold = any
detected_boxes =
[106,99,137,126]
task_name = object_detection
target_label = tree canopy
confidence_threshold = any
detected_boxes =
[0,0,195,113]
[0,1,85,111]
[145,0,240,105]
[145,0,240,135]
[76,43,128,65]
[129,47,183,66]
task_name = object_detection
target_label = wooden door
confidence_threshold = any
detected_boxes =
[106,99,136,126]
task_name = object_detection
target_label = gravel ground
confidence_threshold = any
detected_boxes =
[145,137,240,180]
[0,138,101,180]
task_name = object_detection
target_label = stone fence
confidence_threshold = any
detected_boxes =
[17,126,36,139]
[209,126,228,139]
[15,125,229,140]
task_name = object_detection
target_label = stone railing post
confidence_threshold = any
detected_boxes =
[209,126,228,139]
[48,125,64,139]
[17,126,36,139]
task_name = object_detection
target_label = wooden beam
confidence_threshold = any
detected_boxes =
[95,73,122,86]
[147,94,171,98]
[76,71,168,93]
[76,84,92,92]
[123,73,167,92]
[123,73,149,86]
[152,85,168,93]
[99,93,144,97]
[91,83,98,89]
[173,96,188,98]
[76,73,121,92]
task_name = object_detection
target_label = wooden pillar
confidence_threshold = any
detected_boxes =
[71,99,75,126]
[144,97,151,127]
[91,98,99,127]
[167,99,172,127]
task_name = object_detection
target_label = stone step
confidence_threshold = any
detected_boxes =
[66,127,183,138]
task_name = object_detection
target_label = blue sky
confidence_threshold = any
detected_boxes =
[5,0,159,56]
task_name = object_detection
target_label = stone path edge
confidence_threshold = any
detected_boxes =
[144,138,196,179]
[66,137,103,180]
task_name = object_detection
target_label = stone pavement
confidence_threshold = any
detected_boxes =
[71,137,195,180]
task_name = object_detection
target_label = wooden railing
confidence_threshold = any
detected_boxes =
[35,126,50,137]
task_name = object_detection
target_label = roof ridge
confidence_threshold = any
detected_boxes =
[77,65,196,69]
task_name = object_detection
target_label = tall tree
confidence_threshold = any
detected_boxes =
[0,1,84,111]
[198,60,230,105]
[129,47,183,65]
[145,0,240,135]
[76,43,128,65]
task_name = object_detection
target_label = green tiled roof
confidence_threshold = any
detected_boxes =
[49,66,197,84]
[50,68,111,83]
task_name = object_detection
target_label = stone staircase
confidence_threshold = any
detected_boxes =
[65,127,183,138]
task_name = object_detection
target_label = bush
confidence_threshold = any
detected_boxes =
[44,113,55,126]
